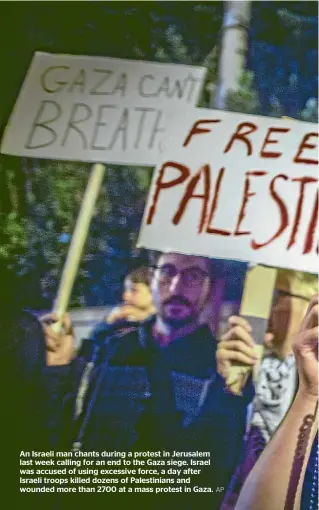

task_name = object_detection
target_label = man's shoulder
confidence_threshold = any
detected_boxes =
[109,316,155,348]
[91,315,153,341]
[89,317,155,364]
[187,324,218,357]
[89,319,135,342]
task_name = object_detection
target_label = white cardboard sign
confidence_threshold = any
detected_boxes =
[0,52,206,166]
[138,108,318,273]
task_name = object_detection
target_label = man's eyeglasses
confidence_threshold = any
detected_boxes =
[152,264,210,287]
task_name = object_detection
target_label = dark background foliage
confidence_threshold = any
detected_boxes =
[0,1,317,310]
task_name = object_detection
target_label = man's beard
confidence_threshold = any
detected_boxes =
[163,315,194,328]
[161,296,195,329]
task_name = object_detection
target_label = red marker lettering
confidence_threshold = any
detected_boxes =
[224,122,257,156]
[205,167,231,236]
[260,127,290,159]
[287,177,318,249]
[294,133,318,165]
[146,161,190,224]
[251,174,289,249]
[183,119,221,147]
[234,171,268,236]
[303,191,319,254]
[173,164,211,233]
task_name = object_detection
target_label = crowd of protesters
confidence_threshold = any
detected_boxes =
[2,254,318,509]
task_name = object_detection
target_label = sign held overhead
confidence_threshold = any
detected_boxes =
[138,108,318,273]
[0,52,206,166]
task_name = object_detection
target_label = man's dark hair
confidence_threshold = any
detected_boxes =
[127,266,150,286]
[148,250,223,283]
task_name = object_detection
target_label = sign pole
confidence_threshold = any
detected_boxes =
[52,163,106,333]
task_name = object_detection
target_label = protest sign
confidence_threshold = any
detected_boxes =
[138,108,318,273]
[0,52,206,166]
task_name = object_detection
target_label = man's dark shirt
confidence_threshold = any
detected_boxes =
[2,309,254,507]
[45,318,254,507]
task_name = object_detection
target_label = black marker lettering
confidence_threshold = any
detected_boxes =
[61,103,92,148]
[40,66,69,93]
[111,73,127,96]
[91,105,116,150]
[148,110,165,149]
[156,77,170,98]
[90,69,113,95]
[68,69,86,93]
[107,107,129,150]
[167,78,188,99]
[185,75,201,102]
[134,107,156,149]
[25,100,61,149]
[138,74,155,97]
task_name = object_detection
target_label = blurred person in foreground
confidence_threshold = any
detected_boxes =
[1,266,48,449]
[219,270,318,509]
[234,295,318,510]
[1,266,51,494]
[43,252,255,508]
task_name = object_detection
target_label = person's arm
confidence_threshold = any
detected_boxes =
[220,425,266,510]
[235,296,318,510]
[40,313,85,446]
[235,392,317,510]
[107,305,151,324]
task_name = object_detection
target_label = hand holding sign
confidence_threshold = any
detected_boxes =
[217,316,259,377]
[217,314,275,388]
[41,313,75,366]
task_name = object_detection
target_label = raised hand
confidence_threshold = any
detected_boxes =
[40,312,75,366]
[217,316,261,379]
[292,295,318,399]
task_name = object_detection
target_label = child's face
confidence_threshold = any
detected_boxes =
[122,278,153,310]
